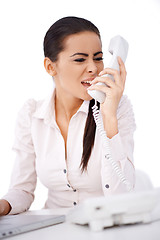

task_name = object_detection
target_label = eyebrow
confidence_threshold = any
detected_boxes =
[70,51,103,57]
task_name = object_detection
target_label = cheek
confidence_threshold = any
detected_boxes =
[61,65,83,84]
[59,62,79,78]
[56,65,79,89]
[99,62,104,72]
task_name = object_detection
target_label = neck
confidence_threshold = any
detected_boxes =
[55,90,83,122]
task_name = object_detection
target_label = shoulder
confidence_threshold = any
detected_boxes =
[17,99,37,119]
[16,97,47,125]
[18,97,47,115]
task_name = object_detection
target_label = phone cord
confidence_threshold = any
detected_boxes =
[92,100,133,192]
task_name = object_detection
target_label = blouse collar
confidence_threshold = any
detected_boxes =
[33,86,90,127]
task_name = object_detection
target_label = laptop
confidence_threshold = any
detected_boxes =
[0,214,65,239]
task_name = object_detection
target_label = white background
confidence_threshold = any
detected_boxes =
[0,0,160,210]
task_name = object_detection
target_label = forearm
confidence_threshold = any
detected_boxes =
[101,157,135,195]
[0,199,11,216]
[101,133,135,194]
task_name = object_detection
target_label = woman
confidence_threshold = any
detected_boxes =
[0,16,136,215]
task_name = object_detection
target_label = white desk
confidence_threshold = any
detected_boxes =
[4,209,160,240]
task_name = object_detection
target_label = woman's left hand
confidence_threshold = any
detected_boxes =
[88,56,127,119]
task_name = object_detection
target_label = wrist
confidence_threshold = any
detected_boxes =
[103,114,117,122]
[103,116,118,139]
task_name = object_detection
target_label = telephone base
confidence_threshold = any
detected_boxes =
[66,188,160,231]
[88,212,151,231]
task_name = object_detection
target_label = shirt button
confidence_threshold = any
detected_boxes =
[63,169,67,173]
[73,202,77,206]
[105,154,110,160]
[73,189,77,192]
[67,184,71,188]
[105,184,109,189]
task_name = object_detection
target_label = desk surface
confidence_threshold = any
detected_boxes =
[4,209,160,240]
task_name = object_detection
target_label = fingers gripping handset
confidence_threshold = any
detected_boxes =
[87,35,129,103]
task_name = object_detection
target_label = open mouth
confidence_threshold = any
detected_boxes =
[81,80,92,88]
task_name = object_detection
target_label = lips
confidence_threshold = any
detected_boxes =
[81,81,92,87]
[81,77,95,88]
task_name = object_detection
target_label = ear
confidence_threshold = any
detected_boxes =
[44,57,57,76]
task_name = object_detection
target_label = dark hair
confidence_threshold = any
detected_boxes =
[43,16,101,171]
[44,16,101,62]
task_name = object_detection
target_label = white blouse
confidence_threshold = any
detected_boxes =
[3,88,136,214]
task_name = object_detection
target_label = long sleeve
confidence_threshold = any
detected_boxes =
[2,99,37,214]
[101,95,136,195]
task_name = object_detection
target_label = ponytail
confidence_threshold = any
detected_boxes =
[80,99,100,172]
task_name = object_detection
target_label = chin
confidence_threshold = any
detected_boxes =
[77,88,93,101]
[81,93,93,101]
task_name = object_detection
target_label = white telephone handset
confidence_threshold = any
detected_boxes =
[87,35,129,103]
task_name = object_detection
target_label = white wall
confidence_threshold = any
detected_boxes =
[0,0,160,210]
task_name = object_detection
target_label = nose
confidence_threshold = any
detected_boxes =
[86,60,98,74]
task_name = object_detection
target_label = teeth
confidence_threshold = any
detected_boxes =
[82,81,92,83]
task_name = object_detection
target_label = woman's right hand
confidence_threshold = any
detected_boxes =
[0,199,11,216]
